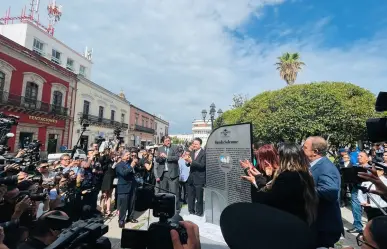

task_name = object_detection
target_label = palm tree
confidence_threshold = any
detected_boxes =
[275,52,305,85]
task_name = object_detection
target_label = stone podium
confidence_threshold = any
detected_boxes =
[204,123,253,225]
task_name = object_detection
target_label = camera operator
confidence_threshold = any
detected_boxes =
[17,211,69,249]
[77,156,98,214]
[55,155,71,172]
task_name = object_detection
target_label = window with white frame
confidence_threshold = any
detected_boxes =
[66,58,74,71]
[79,65,86,77]
[51,49,61,64]
[33,38,44,55]
[121,113,125,123]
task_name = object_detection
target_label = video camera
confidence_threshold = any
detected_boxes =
[366,92,387,142]
[0,112,19,155]
[45,217,110,249]
[17,190,47,202]
[121,193,187,249]
[0,219,19,231]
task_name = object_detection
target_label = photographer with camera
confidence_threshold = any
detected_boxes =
[17,210,69,249]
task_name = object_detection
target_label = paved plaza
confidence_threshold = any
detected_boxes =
[104,205,363,249]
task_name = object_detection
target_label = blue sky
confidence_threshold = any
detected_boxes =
[1,0,386,133]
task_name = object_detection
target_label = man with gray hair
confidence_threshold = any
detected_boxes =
[303,136,343,248]
[115,150,138,228]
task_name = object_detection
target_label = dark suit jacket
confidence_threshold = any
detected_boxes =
[187,149,206,185]
[155,145,180,179]
[252,170,313,224]
[115,161,135,194]
[311,157,343,235]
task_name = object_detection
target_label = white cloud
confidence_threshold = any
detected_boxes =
[1,0,386,133]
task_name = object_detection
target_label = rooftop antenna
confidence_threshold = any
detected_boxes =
[0,0,62,36]
[84,46,93,61]
[47,0,62,35]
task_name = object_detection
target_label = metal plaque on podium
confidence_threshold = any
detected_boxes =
[204,123,253,225]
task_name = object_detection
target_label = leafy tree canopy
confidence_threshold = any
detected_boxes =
[220,82,379,147]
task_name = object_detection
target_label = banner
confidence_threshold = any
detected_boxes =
[204,123,253,225]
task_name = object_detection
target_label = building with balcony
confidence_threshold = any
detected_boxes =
[0,34,77,153]
[72,77,130,148]
[154,115,169,145]
[192,119,212,146]
[129,105,155,147]
[0,22,93,78]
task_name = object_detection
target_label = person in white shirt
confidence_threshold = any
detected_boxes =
[358,165,387,221]
[178,151,190,204]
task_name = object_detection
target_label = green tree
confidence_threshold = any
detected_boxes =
[230,94,249,109]
[171,136,186,145]
[275,52,305,85]
[221,82,379,147]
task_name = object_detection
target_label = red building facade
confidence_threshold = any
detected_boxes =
[0,35,77,154]
[128,104,155,147]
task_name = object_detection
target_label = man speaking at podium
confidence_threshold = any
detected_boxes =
[184,137,206,217]
[155,135,181,212]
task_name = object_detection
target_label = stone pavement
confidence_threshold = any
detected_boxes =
[104,206,363,249]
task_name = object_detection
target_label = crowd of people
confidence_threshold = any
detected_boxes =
[1,133,387,249]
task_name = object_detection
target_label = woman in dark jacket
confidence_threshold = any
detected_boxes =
[99,150,116,216]
[242,143,318,226]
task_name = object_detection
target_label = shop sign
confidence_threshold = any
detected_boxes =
[29,116,58,124]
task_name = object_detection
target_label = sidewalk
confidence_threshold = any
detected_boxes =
[104,206,362,249]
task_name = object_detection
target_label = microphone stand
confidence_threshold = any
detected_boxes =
[71,125,87,159]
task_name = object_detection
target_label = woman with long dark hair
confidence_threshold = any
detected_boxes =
[242,143,318,226]
[241,144,279,201]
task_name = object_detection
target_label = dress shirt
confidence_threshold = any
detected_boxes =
[178,158,190,182]
[343,161,351,168]
[358,176,387,208]
[194,148,202,159]
[164,146,169,171]
[310,157,324,168]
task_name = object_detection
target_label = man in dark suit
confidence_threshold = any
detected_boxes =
[155,136,180,211]
[115,150,138,228]
[184,137,206,216]
[303,136,343,248]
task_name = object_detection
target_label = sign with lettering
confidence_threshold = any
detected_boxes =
[204,123,253,225]
[29,116,58,124]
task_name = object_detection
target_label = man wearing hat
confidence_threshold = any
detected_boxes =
[358,164,387,221]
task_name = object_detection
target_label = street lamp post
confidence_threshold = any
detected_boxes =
[202,103,223,130]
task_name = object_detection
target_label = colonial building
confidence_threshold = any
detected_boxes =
[192,119,212,146]
[0,34,77,153]
[72,77,130,149]
[129,105,155,147]
[154,115,169,144]
[0,22,93,79]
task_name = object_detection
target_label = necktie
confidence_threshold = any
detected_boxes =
[195,150,199,160]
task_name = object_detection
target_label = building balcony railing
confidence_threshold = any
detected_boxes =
[79,113,129,129]
[0,91,68,116]
[135,124,155,134]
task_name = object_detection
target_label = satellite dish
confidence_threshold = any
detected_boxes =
[6,133,14,138]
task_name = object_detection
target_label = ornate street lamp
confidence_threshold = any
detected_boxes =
[202,103,223,130]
